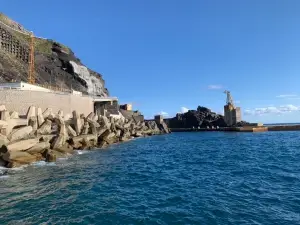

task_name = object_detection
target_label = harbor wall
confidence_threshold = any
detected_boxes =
[0,89,94,116]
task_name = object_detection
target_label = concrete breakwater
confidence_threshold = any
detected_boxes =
[170,125,300,132]
[0,105,170,168]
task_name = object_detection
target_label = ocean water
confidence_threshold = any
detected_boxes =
[1,132,300,224]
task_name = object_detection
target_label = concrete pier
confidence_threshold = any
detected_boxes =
[170,125,300,133]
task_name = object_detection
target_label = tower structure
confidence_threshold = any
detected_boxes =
[223,90,241,126]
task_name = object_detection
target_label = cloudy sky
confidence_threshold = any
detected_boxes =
[3,0,300,123]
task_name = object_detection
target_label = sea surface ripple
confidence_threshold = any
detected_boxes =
[1,132,300,224]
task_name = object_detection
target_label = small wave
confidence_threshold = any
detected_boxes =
[76,150,90,155]
[9,165,28,171]
[0,175,9,179]
[31,161,56,167]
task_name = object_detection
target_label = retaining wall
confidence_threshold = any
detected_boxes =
[0,89,94,116]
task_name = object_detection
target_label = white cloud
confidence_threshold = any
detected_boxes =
[244,104,300,116]
[181,107,189,113]
[235,100,241,104]
[158,111,169,117]
[276,94,298,98]
[208,84,223,90]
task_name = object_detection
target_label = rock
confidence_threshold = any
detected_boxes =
[67,125,77,137]
[42,108,52,119]
[26,142,50,154]
[2,151,38,164]
[0,158,7,167]
[37,107,45,127]
[37,119,52,135]
[8,126,33,142]
[9,111,19,119]
[72,111,82,135]
[6,138,39,152]
[26,106,36,121]
[98,140,108,148]
[45,150,57,162]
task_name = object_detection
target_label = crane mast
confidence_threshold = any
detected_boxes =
[28,32,35,84]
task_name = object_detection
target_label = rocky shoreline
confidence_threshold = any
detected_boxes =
[0,106,170,168]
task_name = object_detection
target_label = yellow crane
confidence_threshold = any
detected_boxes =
[28,31,35,84]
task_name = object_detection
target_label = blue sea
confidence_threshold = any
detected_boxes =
[1,132,300,224]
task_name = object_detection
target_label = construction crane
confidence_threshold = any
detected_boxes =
[224,90,234,107]
[28,31,35,84]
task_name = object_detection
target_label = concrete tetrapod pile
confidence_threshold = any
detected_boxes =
[0,105,170,168]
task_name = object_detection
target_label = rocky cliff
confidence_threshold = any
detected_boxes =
[0,13,108,96]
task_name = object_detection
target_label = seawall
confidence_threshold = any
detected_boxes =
[0,89,93,116]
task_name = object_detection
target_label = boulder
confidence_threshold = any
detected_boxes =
[8,126,33,142]
[26,142,50,154]
[45,150,57,162]
[2,151,38,164]
[0,158,7,167]
[6,138,39,152]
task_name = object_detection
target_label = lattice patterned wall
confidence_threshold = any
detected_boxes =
[0,25,29,63]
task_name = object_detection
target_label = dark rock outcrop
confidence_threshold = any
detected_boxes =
[164,106,227,128]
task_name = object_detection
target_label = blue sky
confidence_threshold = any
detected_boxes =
[2,0,300,123]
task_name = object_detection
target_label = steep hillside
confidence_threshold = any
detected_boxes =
[0,13,109,96]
